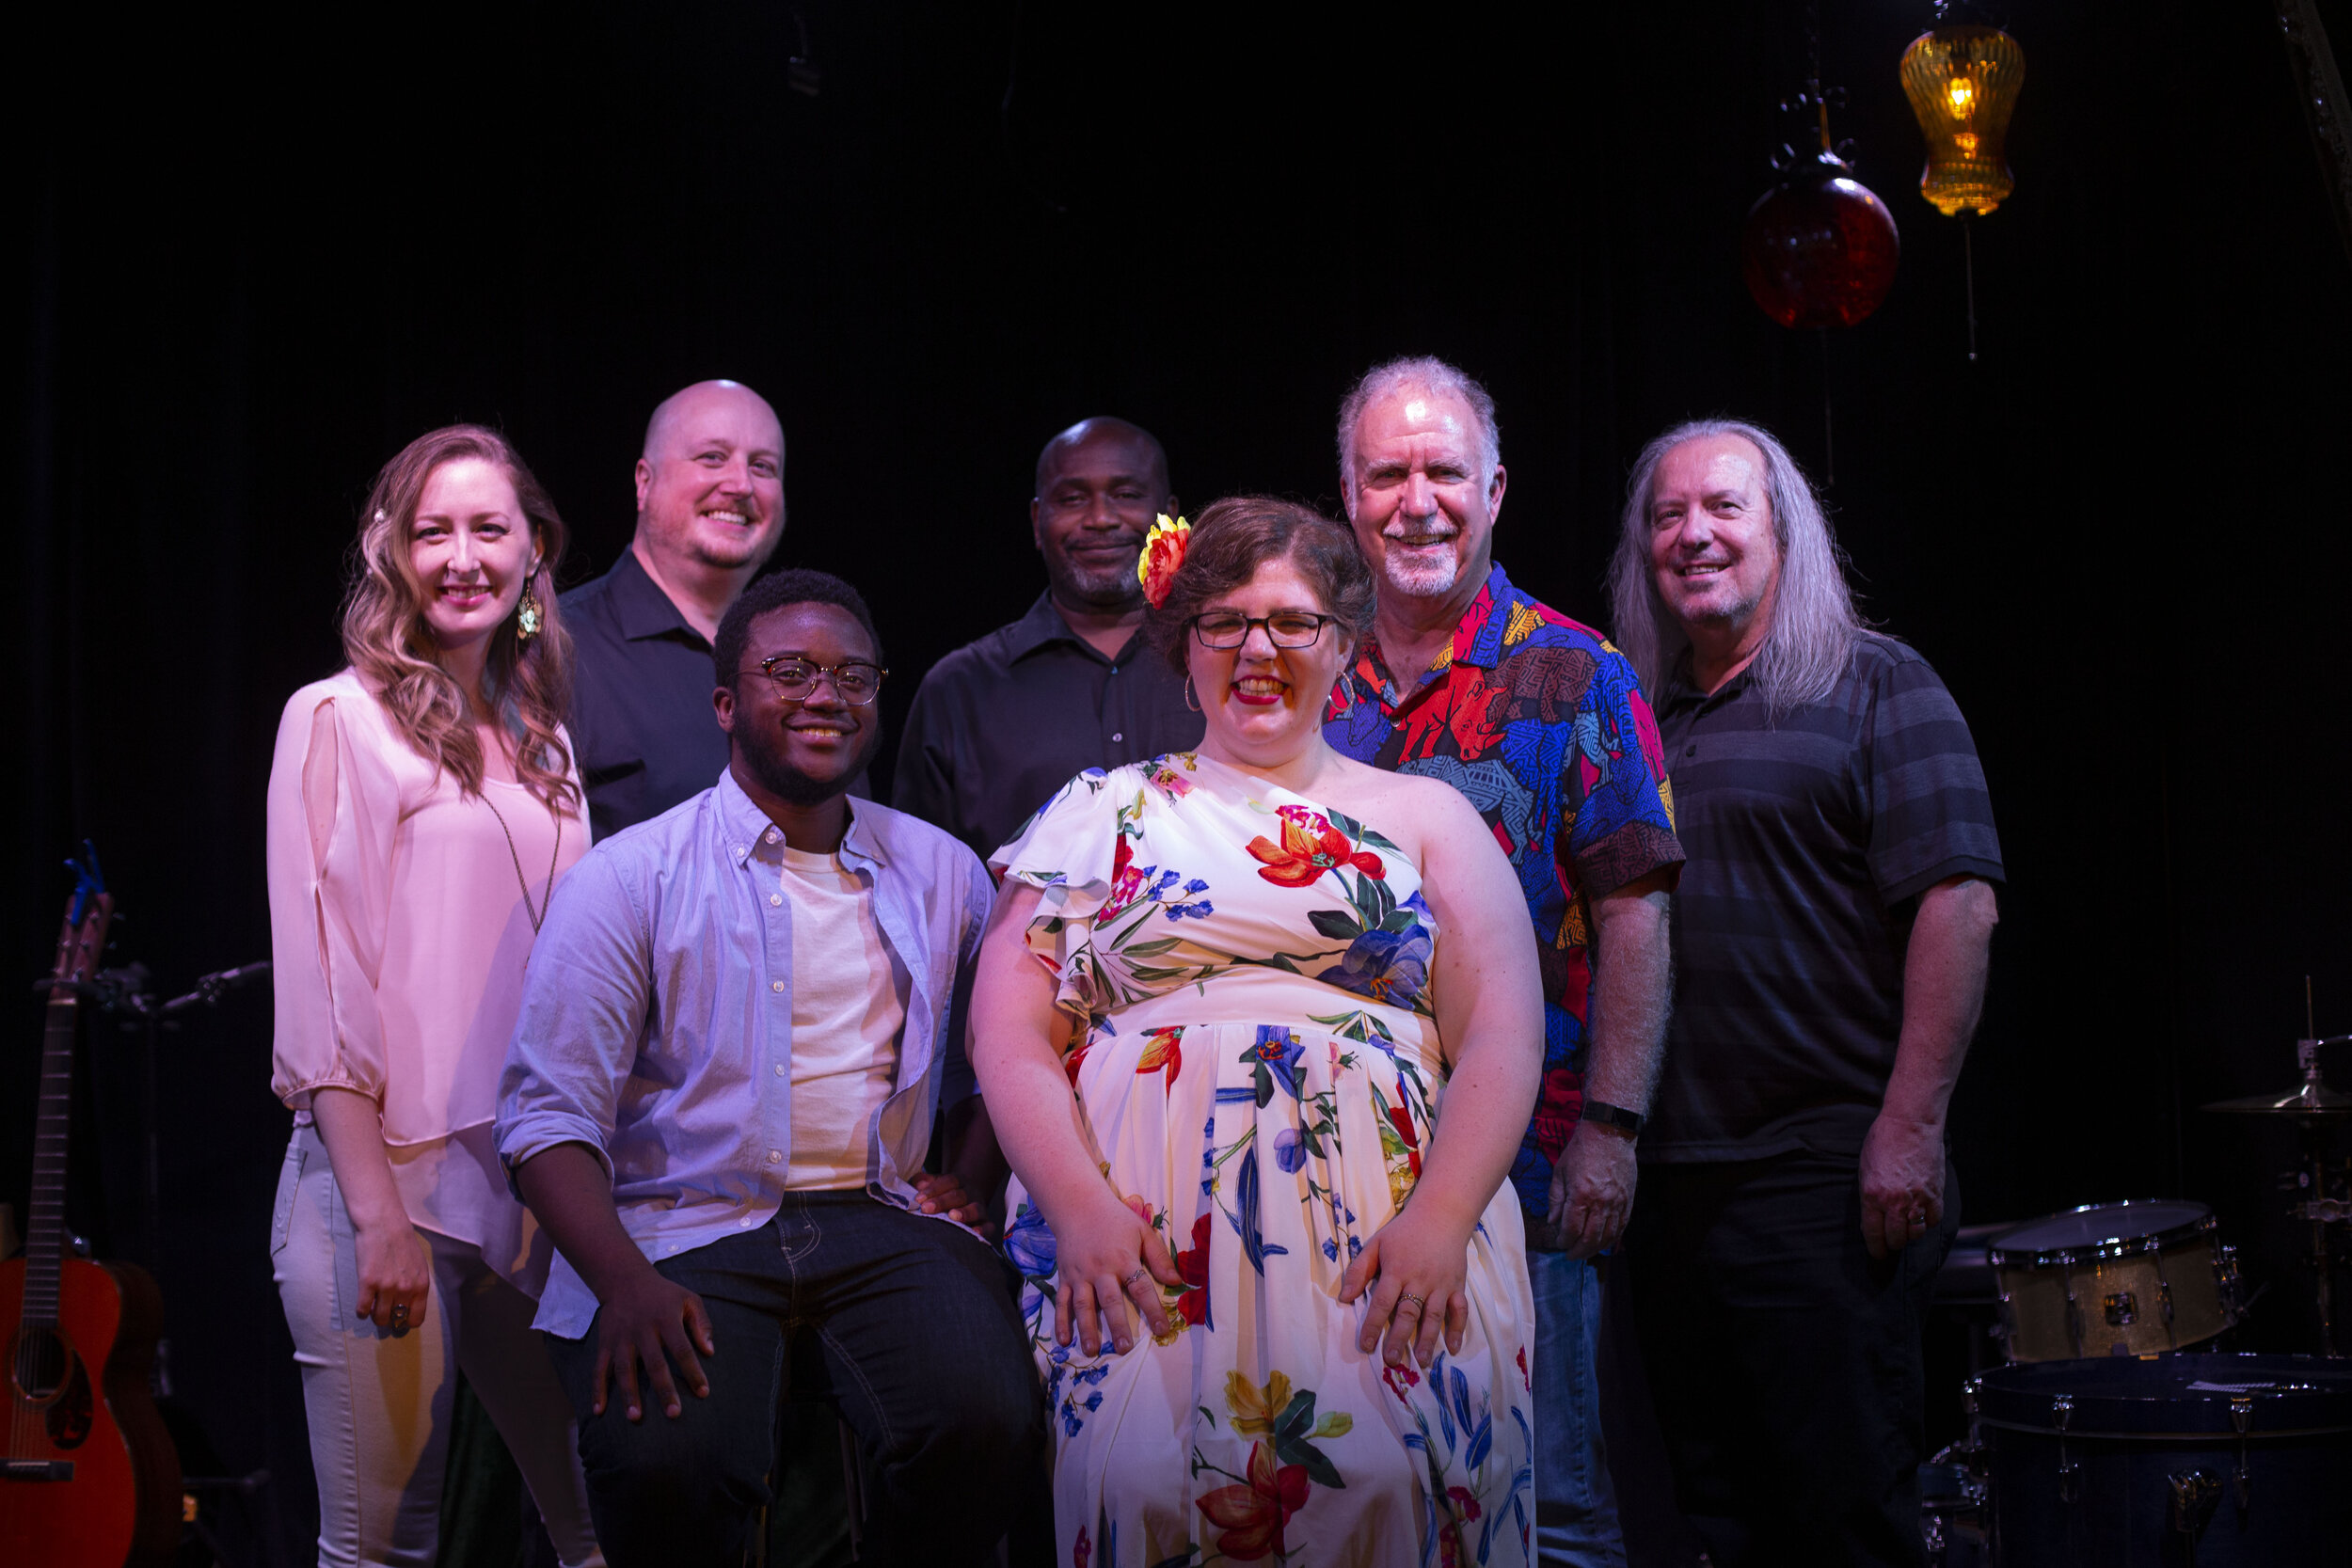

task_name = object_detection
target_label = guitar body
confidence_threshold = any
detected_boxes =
[1,1256,181,1567]
[5,853,176,1564]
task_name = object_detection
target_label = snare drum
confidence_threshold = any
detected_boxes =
[1987,1200,2241,1362]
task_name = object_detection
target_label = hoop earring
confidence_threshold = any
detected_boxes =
[515,569,544,644]
[1184,676,1200,713]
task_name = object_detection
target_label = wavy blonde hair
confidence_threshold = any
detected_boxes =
[341,425,579,813]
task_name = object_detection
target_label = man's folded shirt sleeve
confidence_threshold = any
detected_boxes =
[935,844,996,1110]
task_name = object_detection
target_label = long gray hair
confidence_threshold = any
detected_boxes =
[1606,419,1866,715]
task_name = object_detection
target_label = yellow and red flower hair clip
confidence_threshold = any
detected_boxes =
[1137,513,1191,609]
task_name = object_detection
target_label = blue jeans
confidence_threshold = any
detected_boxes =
[545,1193,1045,1568]
[1531,1249,1628,1567]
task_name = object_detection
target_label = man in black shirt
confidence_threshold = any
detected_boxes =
[892,417,1203,861]
[1605,420,2002,1568]
[564,379,787,841]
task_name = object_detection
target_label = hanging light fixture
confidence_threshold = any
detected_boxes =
[1739,79,1896,484]
[1899,24,2025,215]
[1740,85,1900,332]
[1899,18,2024,359]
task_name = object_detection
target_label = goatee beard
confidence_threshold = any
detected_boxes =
[1057,562,1146,610]
[1383,554,1460,599]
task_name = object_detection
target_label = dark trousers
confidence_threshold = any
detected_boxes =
[1624,1150,1959,1568]
[546,1193,1046,1568]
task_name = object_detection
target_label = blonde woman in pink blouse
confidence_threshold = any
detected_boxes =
[267,425,602,1567]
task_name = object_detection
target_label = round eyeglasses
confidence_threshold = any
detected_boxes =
[742,656,888,705]
[1188,611,1341,650]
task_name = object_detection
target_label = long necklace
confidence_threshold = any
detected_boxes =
[481,788,562,934]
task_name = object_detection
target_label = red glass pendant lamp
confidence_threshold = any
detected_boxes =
[1740,85,1900,332]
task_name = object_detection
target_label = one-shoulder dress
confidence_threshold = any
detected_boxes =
[993,752,1534,1568]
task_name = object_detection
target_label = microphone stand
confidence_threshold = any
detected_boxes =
[89,958,277,1567]
[89,958,271,1397]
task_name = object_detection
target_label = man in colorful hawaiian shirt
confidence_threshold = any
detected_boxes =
[1324,356,1682,1568]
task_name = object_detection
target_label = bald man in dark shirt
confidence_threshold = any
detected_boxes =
[564,379,788,842]
[892,417,1203,861]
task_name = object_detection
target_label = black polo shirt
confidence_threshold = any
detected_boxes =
[1646,632,2004,1162]
[891,593,1205,863]
[560,550,729,843]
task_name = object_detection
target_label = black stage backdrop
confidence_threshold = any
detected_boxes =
[8,1,2351,1560]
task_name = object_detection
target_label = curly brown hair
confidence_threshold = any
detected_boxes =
[1144,496,1375,675]
[340,425,579,813]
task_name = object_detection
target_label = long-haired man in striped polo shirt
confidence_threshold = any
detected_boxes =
[1609,420,2002,1567]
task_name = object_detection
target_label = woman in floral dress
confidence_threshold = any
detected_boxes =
[971,498,1542,1567]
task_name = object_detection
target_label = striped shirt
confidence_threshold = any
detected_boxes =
[1646,632,2002,1161]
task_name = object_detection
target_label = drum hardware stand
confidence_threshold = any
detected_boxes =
[2286,1024,2352,1358]
[2049,1394,2079,1503]
[2229,1394,2254,1506]
[2200,1006,2352,1357]
[2279,1023,2351,1358]
[1927,1391,1990,1568]
[2167,1469,2223,1563]
[2215,1243,2244,1327]
[2281,1131,2348,1357]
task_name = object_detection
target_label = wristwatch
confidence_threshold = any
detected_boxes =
[1581,1100,1645,1138]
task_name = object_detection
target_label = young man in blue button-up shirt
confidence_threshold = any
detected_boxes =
[498,569,1041,1567]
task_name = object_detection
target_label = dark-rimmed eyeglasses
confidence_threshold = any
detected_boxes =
[741,656,888,705]
[1188,611,1340,650]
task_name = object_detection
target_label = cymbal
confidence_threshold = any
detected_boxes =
[2202,1082,2352,1118]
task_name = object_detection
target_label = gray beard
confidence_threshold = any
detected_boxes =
[1382,552,1460,600]
[1054,558,1146,610]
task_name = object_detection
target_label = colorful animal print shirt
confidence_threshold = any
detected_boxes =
[1323,562,1684,1221]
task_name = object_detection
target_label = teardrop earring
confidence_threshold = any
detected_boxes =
[515,569,544,643]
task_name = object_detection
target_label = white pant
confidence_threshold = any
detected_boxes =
[272,1127,602,1568]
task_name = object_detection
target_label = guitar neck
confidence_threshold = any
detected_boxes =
[20,990,78,1332]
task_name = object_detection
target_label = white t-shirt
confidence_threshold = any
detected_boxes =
[774,842,905,1191]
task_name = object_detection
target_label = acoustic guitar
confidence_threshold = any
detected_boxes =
[1,847,180,1565]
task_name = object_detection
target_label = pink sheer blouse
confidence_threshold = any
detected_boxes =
[266,669,588,1288]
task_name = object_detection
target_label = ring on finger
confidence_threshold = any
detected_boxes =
[1396,1291,1427,1313]
[1122,1266,1152,1288]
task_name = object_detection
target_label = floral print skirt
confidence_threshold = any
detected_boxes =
[1004,1005,1534,1568]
